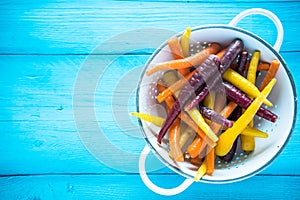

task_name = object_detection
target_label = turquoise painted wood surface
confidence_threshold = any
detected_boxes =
[1,0,299,199]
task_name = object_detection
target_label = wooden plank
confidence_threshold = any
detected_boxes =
[0,52,299,175]
[0,117,299,175]
[0,1,299,54]
[0,175,299,199]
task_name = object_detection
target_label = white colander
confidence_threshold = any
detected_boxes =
[137,8,297,196]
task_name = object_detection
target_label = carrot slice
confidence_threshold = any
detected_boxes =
[146,43,221,76]
[259,59,280,91]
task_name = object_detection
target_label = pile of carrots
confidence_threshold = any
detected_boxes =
[131,27,280,181]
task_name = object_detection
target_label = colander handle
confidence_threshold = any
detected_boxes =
[139,145,194,196]
[228,8,283,52]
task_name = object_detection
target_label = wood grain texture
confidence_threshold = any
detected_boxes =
[0,1,299,54]
[0,175,299,199]
[1,0,300,198]
[0,53,299,176]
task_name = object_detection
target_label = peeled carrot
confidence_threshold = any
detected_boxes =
[259,59,280,91]
[167,36,184,60]
[146,43,221,76]
[215,79,276,156]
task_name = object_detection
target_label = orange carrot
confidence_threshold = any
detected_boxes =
[216,48,227,59]
[167,36,184,60]
[259,59,280,91]
[245,62,270,71]
[190,157,202,166]
[167,37,190,76]
[157,83,184,161]
[206,147,214,175]
[219,101,238,119]
[146,43,221,76]
[169,118,184,162]
[258,62,270,71]
[187,136,206,158]
[157,70,196,103]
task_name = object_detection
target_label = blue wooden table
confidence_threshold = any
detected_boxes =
[1,0,299,199]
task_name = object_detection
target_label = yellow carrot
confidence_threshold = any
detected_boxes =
[242,50,260,152]
[130,112,164,127]
[247,50,260,83]
[203,90,216,109]
[180,27,192,58]
[223,68,273,107]
[187,107,218,142]
[241,126,268,138]
[194,159,207,181]
[179,126,195,148]
[215,78,276,156]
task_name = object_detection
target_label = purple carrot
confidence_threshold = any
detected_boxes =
[185,39,244,111]
[199,106,233,127]
[236,51,249,77]
[185,73,223,111]
[219,39,244,73]
[221,81,278,122]
[157,55,221,144]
